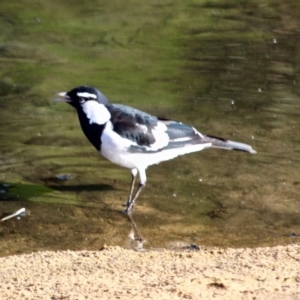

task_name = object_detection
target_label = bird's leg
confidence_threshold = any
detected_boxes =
[125,169,137,207]
[126,173,136,206]
[125,183,145,213]
[124,169,146,214]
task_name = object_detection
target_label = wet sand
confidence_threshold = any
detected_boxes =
[0,244,299,299]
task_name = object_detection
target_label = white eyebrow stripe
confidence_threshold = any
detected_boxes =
[77,92,97,99]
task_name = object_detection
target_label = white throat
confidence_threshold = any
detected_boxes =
[82,101,111,125]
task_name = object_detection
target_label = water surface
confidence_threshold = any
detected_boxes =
[1,0,300,256]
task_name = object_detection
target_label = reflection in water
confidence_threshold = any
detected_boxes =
[124,222,146,252]
[0,0,300,256]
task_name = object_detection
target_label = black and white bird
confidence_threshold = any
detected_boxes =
[56,86,256,214]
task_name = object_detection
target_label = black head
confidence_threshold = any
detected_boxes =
[57,86,109,109]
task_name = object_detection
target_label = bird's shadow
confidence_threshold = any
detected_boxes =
[46,183,116,193]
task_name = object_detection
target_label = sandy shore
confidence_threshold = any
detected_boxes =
[0,244,299,299]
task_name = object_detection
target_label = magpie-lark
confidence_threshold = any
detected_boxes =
[56,86,256,214]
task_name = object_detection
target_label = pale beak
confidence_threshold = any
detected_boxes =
[54,92,71,102]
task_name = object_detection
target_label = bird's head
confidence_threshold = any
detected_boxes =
[56,86,109,109]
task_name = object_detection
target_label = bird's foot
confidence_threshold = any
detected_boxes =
[122,207,131,214]
[122,200,134,214]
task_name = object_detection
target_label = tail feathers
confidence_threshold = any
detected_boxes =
[203,135,257,154]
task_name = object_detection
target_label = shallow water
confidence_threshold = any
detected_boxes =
[1,0,300,256]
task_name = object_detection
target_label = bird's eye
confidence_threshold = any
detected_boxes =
[79,98,85,104]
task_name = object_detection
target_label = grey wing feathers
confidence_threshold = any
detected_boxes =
[163,120,201,140]
[112,104,158,125]
[107,104,159,147]
[159,119,207,150]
